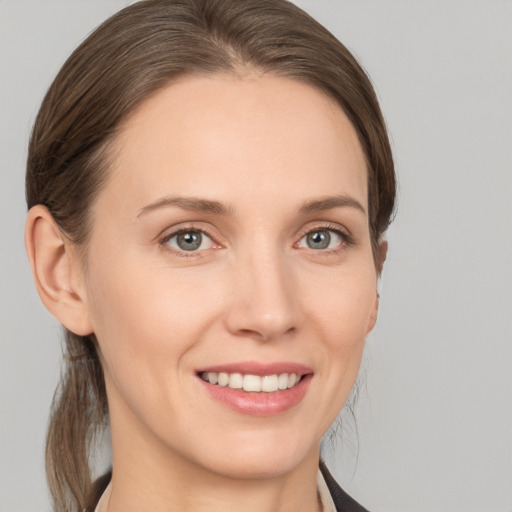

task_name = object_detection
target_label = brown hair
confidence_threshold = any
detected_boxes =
[26,0,396,510]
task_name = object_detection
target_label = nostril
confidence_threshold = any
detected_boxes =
[238,324,296,342]
[224,268,300,340]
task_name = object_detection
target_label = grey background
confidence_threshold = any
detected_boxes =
[1,1,511,511]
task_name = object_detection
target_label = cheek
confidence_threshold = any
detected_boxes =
[87,267,170,410]
[84,262,218,441]
[85,255,225,384]
[309,261,377,343]
[305,261,377,414]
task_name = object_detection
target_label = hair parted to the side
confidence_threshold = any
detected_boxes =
[26,0,396,510]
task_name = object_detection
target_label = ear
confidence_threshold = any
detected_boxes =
[367,239,389,334]
[376,239,388,276]
[25,205,93,335]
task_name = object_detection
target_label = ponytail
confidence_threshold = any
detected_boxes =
[45,331,108,512]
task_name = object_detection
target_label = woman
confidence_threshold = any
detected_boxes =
[24,0,395,511]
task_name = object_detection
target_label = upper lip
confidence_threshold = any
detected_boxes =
[196,361,313,377]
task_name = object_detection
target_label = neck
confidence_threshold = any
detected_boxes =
[106,420,322,512]
[107,449,322,512]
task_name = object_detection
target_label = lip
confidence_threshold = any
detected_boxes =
[197,361,313,377]
[196,361,313,416]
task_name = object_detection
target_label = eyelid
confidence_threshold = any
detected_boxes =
[295,222,354,250]
[156,220,354,257]
[158,223,223,257]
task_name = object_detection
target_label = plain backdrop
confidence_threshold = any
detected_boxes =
[1,1,511,511]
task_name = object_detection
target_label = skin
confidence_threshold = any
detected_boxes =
[26,72,383,512]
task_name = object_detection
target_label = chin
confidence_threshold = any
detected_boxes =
[200,451,310,481]
[178,423,321,481]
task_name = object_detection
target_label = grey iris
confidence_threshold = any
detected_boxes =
[306,230,330,250]
[177,231,202,251]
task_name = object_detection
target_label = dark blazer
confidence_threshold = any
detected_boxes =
[320,461,370,512]
[88,464,370,512]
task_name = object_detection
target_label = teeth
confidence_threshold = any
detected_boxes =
[218,372,229,386]
[243,374,261,392]
[261,374,279,392]
[229,373,243,389]
[278,373,289,390]
[201,372,301,393]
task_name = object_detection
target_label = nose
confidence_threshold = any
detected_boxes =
[224,248,299,341]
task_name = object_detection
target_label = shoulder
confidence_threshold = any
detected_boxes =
[319,461,370,512]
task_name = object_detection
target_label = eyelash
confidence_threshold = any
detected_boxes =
[159,226,218,258]
[158,222,353,258]
[297,223,354,252]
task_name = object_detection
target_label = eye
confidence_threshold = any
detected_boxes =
[165,229,214,252]
[298,228,344,251]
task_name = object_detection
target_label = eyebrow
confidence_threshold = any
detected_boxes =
[137,194,366,218]
[138,196,233,217]
[298,195,366,215]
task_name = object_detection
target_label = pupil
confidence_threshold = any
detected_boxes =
[177,231,202,251]
[307,230,330,249]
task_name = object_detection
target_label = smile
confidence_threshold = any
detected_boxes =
[197,363,312,415]
[200,372,301,393]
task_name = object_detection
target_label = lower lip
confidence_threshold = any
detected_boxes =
[199,374,312,416]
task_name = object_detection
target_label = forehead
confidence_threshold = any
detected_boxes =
[101,73,368,216]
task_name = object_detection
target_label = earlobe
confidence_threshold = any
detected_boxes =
[25,205,93,335]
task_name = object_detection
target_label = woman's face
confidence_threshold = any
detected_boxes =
[77,73,379,479]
